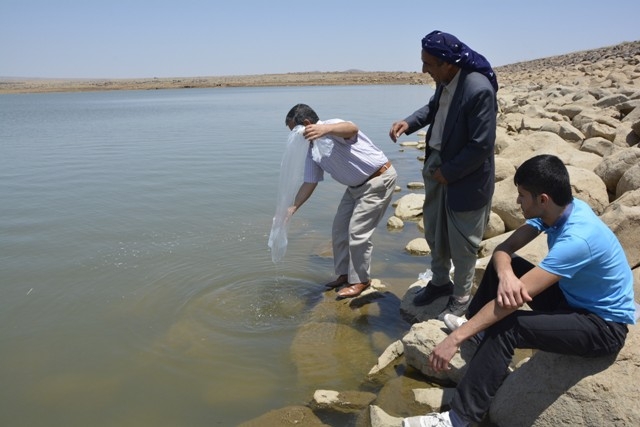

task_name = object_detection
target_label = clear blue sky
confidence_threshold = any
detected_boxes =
[1,0,639,79]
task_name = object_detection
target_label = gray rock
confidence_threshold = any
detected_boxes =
[594,93,629,108]
[494,156,516,183]
[540,120,585,143]
[413,387,456,412]
[616,163,640,198]
[490,326,640,427]
[368,340,404,376]
[387,215,404,229]
[580,136,622,157]
[310,389,376,413]
[369,405,403,427]
[491,179,524,231]
[594,146,640,193]
[600,198,640,269]
[237,405,329,427]
[401,320,473,384]
[567,165,609,214]
[394,193,425,220]
[483,211,506,240]
[405,238,430,256]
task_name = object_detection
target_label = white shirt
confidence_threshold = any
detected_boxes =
[303,119,388,187]
[429,70,461,151]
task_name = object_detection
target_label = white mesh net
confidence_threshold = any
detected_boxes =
[268,126,309,263]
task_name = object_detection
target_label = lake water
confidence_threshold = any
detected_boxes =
[0,85,434,426]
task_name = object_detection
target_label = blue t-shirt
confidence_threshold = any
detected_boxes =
[527,198,635,324]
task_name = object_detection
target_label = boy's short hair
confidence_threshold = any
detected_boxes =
[514,154,573,206]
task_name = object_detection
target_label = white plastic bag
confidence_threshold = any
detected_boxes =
[418,269,433,283]
[311,137,333,162]
[268,126,309,263]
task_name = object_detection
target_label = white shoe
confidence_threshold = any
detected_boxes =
[443,313,467,332]
[403,411,453,427]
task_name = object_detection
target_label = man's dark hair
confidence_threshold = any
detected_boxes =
[285,104,319,126]
[514,154,573,206]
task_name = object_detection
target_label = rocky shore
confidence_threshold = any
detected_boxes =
[237,41,640,426]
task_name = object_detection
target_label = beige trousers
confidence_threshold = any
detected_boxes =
[332,166,397,284]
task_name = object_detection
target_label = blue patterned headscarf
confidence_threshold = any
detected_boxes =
[422,30,498,92]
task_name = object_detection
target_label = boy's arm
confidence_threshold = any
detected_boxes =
[493,224,541,309]
[429,264,559,372]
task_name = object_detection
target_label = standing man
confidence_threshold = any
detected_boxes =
[403,154,635,427]
[389,30,498,319]
[286,104,397,298]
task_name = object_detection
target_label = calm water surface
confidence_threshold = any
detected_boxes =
[0,85,434,426]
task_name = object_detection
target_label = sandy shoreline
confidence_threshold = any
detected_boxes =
[1,40,638,95]
[0,71,430,94]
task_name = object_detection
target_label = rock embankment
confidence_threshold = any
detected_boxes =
[240,40,640,427]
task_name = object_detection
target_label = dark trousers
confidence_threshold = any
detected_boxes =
[451,256,628,423]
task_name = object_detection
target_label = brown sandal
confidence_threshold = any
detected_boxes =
[337,282,371,298]
[324,275,348,289]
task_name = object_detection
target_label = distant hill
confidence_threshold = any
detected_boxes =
[1,40,638,94]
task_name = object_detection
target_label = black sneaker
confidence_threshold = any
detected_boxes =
[437,296,471,320]
[413,281,454,306]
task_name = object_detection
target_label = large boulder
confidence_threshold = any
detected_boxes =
[400,282,452,324]
[571,108,620,133]
[499,131,575,167]
[580,136,623,157]
[491,179,523,231]
[613,122,640,147]
[540,120,585,143]
[600,189,640,269]
[489,326,640,427]
[621,104,640,137]
[483,211,506,239]
[310,389,377,413]
[479,232,548,265]
[401,320,473,384]
[616,163,640,198]
[494,156,516,183]
[394,193,425,220]
[566,165,609,214]
[594,146,640,194]
[405,238,430,256]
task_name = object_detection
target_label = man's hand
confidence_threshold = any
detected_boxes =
[285,206,297,222]
[429,335,459,372]
[432,167,448,185]
[303,124,329,141]
[389,120,409,142]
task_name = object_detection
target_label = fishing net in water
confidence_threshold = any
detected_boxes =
[268,126,309,263]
